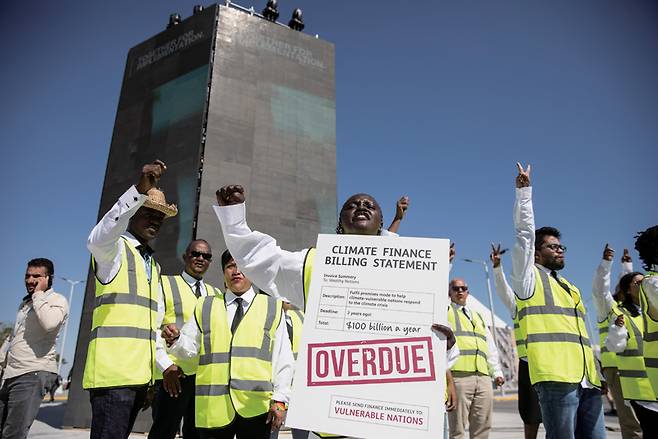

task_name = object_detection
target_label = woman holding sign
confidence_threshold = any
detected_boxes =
[213,186,458,438]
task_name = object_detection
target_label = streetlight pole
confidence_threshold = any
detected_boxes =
[462,258,497,347]
[463,258,504,395]
[58,277,84,377]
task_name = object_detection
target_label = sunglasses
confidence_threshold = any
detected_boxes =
[451,286,468,292]
[190,251,212,261]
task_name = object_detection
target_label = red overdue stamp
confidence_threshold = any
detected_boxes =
[307,336,436,386]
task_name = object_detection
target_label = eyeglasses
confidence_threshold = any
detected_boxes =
[451,286,468,292]
[542,244,567,253]
[190,251,212,261]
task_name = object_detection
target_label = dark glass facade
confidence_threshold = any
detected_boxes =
[64,4,335,430]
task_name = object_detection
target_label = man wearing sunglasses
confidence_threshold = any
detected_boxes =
[511,163,604,439]
[447,278,504,439]
[150,240,223,439]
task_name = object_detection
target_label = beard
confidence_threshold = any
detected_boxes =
[543,257,565,271]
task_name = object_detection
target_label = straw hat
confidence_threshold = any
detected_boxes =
[143,188,178,218]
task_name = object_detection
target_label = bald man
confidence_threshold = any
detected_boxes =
[447,278,504,439]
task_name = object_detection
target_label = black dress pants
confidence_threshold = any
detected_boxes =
[89,385,148,439]
[149,375,199,439]
[630,400,658,436]
[198,412,270,439]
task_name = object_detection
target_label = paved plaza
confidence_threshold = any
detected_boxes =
[28,394,622,438]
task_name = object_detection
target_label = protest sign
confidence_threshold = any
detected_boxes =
[286,234,450,438]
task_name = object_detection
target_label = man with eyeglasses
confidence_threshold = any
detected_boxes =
[446,277,504,439]
[162,250,293,438]
[510,163,604,439]
[150,239,222,439]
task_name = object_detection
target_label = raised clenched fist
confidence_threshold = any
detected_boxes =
[216,185,246,206]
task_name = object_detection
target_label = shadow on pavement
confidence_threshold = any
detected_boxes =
[35,402,65,429]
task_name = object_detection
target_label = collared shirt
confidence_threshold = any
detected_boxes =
[453,303,503,378]
[510,186,597,389]
[87,185,166,371]
[2,289,68,379]
[155,271,211,373]
[169,287,294,403]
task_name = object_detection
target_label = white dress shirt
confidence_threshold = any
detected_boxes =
[510,186,598,388]
[87,185,166,373]
[592,259,634,324]
[155,271,212,373]
[214,203,460,367]
[493,265,516,319]
[169,287,294,403]
[493,264,528,363]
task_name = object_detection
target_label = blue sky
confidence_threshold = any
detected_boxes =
[1,0,657,378]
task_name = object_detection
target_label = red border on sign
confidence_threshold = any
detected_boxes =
[306,336,436,386]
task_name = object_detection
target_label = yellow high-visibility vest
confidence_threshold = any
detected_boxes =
[301,247,346,439]
[194,293,282,429]
[598,302,621,369]
[615,307,657,402]
[286,309,304,360]
[302,247,316,309]
[448,303,490,374]
[639,271,658,397]
[517,267,600,386]
[83,238,160,389]
[154,275,222,379]
[513,311,526,359]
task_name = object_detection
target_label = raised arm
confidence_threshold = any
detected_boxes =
[31,291,69,333]
[387,196,409,234]
[215,185,308,309]
[510,162,536,299]
[592,244,616,323]
[87,161,166,281]
[619,248,633,277]
[490,243,516,318]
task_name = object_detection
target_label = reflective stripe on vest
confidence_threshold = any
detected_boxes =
[156,276,222,379]
[616,307,657,402]
[513,311,526,359]
[598,302,621,369]
[287,309,304,360]
[517,267,600,386]
[448,303,490,374]
[83,238,159,389]
[639,273,658,397]
[303,248,316,310]
[194,293,282,428]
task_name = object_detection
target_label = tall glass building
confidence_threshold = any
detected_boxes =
[64,4,335,430]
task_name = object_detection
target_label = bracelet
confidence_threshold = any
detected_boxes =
[272,401,287,411]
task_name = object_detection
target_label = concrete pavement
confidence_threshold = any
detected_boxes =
[28,396,622,438]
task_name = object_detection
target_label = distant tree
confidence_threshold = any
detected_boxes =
[0,322,13,344]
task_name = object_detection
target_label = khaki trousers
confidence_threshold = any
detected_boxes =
[603,367,642,439]
[448,374,493,439]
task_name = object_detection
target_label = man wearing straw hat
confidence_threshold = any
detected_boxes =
[83,160,178,439]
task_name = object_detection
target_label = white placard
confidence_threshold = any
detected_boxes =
[286,234,450,438]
